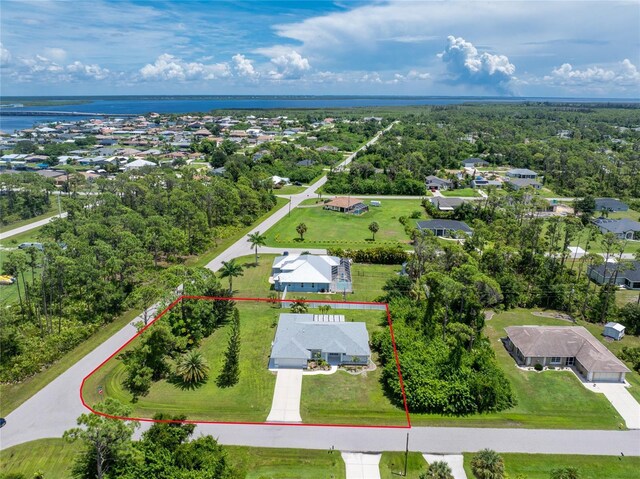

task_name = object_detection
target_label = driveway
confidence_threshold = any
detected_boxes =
[585,382,640,429]
[341,452,382,479]
[266,369,303,423]
[423,454,467,479]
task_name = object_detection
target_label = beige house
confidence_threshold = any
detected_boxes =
[505,326,630,383]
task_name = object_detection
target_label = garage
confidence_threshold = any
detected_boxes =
[272,358,306,369]
[591,371,624,382]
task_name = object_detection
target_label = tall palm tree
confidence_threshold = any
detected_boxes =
[247,231,267,265]
[421,460,453,479]
[219,259,244,293]
[470,449,505,479]
[175,350,209,384]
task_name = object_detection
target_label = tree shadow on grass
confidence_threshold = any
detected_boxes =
[168,374,209,391]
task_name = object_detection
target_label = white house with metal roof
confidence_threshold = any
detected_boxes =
[270,254,352,293]
[269,313,371,369]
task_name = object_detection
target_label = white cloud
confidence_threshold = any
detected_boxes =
[544,59,640,87]
[43,47,67,62]
[232,54,258,79]
[66,61,110,80]
[11,53,111,82]
[268,50,310,80]
[438,35,516,93]
[0,43,11,67]
[139,53,230,81]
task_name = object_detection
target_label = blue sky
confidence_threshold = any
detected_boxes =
[1,0,639,97]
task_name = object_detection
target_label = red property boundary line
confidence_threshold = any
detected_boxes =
[80,296,412,429]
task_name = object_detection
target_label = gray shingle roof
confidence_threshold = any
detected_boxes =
[593,218,640,234]
[590,261,640,283]
[271,314,370,361]
[595,198,628,211]
[416,219,473,233]
[505,326,630,373]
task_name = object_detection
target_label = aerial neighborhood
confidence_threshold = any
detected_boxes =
[1,103,640,479]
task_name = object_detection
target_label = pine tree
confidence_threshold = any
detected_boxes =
[217,307,240,387]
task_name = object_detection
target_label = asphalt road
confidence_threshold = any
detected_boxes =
[2,122,639,458]
[0,212,67,240]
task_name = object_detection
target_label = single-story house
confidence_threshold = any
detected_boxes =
[425,175,453,191]
[429,197,466,211]
[505,326,630,382]
[506,168,538,179]
[604,322,625,341]
[461,158,490,168]
[507,178,542,190]
[324,197,368,215]
[595,198,629,212]
[588,260,640,290]
[592,218,640,240]
[272,175,290,186]
[416,219,473,237]
[296,159,315,167]
[269,313,370,369]
[271,254,352,293]
[123,159,157,171]
[471,177,503,188]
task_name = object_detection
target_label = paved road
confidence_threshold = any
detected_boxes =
[0,212,67,241]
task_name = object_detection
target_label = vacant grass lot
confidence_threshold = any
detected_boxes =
[408,309,625,429]
[610,208,640,221]
[441,188,480,197]
[300,310,408,426]
[379,452,427,479]
[463,453,640,479]
[569,225,640,254]
[84,302,278,422]
[0,438,81,479]
[263,199,423,249]
[230,254,400,303]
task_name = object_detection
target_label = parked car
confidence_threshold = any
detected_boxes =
[0,418,6,428]
[18,242,44,251]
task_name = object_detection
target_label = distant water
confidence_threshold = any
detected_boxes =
[1,95,637,132]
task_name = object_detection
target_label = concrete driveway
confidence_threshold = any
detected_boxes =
[585,382,640,429]
[423,454,467,479]
[266,369,302,423]
[341,452,382,479]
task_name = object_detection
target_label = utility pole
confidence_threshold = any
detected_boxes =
[288,196,292,217]
[404,432,409,476]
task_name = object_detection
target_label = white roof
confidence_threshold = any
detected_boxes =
[124,159,157,170]
[272,254,340,284]
[605,322,625,332]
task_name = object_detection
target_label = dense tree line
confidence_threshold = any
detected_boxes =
[0,170,274,383]
[325,104,640,197]
[0,172,55,225]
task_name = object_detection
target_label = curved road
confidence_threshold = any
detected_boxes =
[2,122,640,458]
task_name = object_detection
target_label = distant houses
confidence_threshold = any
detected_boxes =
[461,158,489,168]
[324,197,369,215]
[416,219,473,238]
[506,168,538,179]
[507,178,542,191]
[425,175,453,191]
[588,260,640,290]
[592,218,640,240]
[428,197,466,211]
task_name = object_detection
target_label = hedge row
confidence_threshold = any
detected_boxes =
[327,246,409,264]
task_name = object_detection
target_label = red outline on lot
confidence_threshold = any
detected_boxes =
[80,296,411,429]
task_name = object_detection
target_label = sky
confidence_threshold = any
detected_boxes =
[1,0,639,98]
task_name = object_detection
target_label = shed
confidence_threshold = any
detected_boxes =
[604,322,625,341]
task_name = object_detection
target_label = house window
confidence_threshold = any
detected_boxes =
[567,357,575,366]
[311,283,315,288]
[550,357,562,365]
[301,283,304,287]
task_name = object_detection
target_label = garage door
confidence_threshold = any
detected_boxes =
[274,358,305,369]
[592,372,622,382]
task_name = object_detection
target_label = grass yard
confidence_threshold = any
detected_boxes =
[83,302,278,422]
[609,208,640,222]
[379,452,427,479]
[300,309,409,426]
[615,289,638,306]
[0,226,45,248]
[263,199,423,249]
[0,438,81,479]
[567,223,640,254]
[227,446,346,479]
[408,309,626,429]
[463,453,640,479]
[0,202,64,231]
[441,188,480,197]
[275,185,308,195]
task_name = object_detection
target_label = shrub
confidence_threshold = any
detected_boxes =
[534,363,544,371]
[327,246,409,264]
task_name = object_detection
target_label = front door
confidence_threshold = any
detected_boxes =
[327,353,341,365]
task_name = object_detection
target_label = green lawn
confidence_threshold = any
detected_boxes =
[609,208,640,222]
[300,310,409,426]
[616,289,638,306]
[463,453,640,479]
[0,438,81,479]
[228,446,346,479]
[0,226,44,248]
[84,302,278,422]
[264,199,423,249]
[379,452,427,479]
[275,185,308,195]
[408,309,626,429]
[441,188,480,197]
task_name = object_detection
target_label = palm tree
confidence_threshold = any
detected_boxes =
[470,449,505,479]
[247,231,267,265]
[296,222,307,240]
[175,350,209,384]
[420,460,453,479]
[219,259,244,293]
[369,221,380,241]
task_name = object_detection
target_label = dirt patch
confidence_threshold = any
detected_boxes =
[532,311,575,322]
